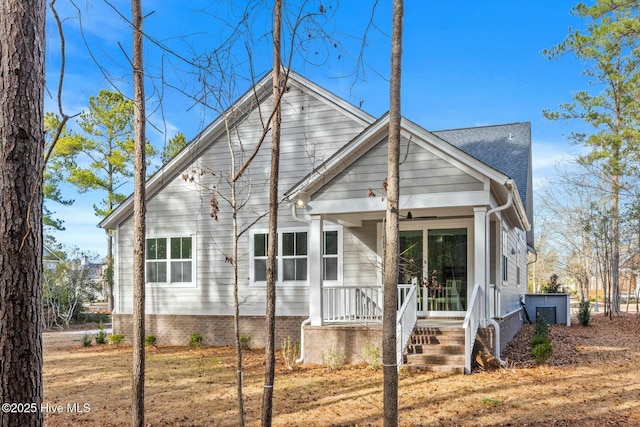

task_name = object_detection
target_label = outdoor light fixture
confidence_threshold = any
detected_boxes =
[295,194,307,208]
[406,211,412,219]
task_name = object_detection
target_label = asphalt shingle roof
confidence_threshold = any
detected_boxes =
[433,122,531,211]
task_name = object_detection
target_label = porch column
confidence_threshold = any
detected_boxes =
[474,207,488,322]
[309,216,323,326]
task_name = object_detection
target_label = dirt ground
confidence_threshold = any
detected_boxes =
[42,311,640,426]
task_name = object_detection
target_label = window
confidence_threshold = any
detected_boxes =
[146,236,193,284]
[503,255,508,282]
[502,228,509,283]
[323,230,338,280]
[252,228,340,283]
[170,237,192,282]
[253,233,268,282]
[146,238,167,282]
[282,232,307,281]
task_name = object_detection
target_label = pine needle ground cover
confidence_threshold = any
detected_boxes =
[43,312,640,426]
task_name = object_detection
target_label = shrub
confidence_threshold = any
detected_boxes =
[532,342,553,363]
[109,333,125,345]
[94,322,107,345]
[81,333,93,347]
[542,273,563,293]
[534,314,549,338]
[363,342,381,370]
[145,334,157,346]
[577,299,591,326]
[281,336,300,371]
[322,346,345,370]
[239,334,251,350]
[189,332,203,348]
[530,334,550,347]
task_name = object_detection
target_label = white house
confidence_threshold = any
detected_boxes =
[100,70,533,374]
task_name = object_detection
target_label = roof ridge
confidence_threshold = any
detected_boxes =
[433,121,530,133]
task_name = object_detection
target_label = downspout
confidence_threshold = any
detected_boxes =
[484,179,515,366]
[291,202,311,364]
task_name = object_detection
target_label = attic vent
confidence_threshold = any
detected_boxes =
[508,133,514,140]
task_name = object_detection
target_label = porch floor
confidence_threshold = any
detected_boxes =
[416,318,464,328]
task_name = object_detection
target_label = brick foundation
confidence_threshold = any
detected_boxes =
[475,309,525,357]
[113,314,306,347]
[302,324,383,365]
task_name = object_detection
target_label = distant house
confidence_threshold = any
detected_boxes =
[100,71,534,373]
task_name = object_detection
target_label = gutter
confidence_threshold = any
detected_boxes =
[483,178,515,367]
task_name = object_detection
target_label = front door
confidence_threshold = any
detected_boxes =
[398,220,471,317]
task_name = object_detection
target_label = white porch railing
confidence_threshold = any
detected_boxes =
[396,278,418,368]
[462,283,483,374]
[322,285,383,323]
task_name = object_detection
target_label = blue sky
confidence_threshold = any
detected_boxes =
[45,1,593,258]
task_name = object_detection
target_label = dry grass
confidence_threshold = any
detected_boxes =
[43,312,640,426]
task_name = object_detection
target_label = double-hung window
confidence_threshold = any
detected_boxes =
[146,236,193,284]
[253,233,269,282]
[282,232,307,281]
[323,230,338,281]
[252,228,341,284]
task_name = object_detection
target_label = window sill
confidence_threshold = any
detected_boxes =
[145,282,197,288]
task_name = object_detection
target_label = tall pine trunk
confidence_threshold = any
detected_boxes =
[383,1,403,426]
[131,0,147,426]
[0,2,46,426]
[261,1,282,425]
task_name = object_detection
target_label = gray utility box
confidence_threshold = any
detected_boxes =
[524,293,571,326]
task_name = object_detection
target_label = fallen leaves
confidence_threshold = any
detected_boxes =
[43,312,640,426]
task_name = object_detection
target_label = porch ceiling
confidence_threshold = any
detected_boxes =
[323,206,474,227]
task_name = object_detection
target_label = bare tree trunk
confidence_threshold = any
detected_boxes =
[227,122,246,426]
[0,1,46,426]
[611,174,620,315]
[131,1,146,426]
[383,1,403,426]
[106,231,114,311]
[262,2,282,426]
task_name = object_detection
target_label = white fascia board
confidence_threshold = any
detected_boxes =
[306,191,490,215]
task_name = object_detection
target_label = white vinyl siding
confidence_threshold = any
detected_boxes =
[113,80,368,317]
[312,137,483,202]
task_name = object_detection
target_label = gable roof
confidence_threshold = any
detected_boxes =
[99,70,375,230]
[286,115,531,232]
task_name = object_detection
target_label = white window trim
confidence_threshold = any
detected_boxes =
[249,226,343,286]
[501,227,509,286]
[145,234,196,288]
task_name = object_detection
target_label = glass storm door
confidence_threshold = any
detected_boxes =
[426,228,468,313]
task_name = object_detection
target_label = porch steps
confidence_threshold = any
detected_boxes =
[402,321,465,374]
